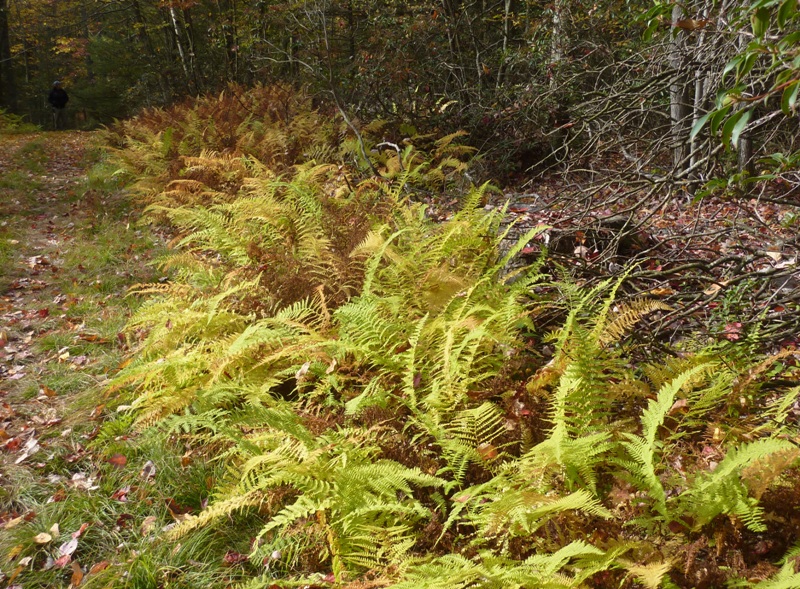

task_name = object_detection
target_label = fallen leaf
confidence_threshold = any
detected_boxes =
[107,454,127,469]
[40,385,57,398]
[140,460,156,479]
[476,442,498,460]
[49,523,60,536]
[140,516,157,536]
[72,523,89,539]
[53,554,71,568]
[48,488,67,503]
[59,537,78,557]
[723,322,743,341]
[668,398,688,414]
[648,287,676,296]
[223,551,248,565]
[295,361,311,380]
[110,486,130,502]
[88,561,109,574]
[33,532,52,544]
[325,358,337,374]
[70,561,84,587]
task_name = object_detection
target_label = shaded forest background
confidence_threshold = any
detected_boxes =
[1,0,797,187]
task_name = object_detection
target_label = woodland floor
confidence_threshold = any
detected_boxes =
[1,131,799,587]
[0,131,165,582]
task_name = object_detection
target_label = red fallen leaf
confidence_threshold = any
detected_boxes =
[4,438,21,451]
[222,551,248,565]
[107,454,127,469]
[115,513,134,528]
[54,554,71,568]
[723,322,743,341]
[88,560,109,574]
[72,523,90,539]
[110,486,130,502]
[476,442,498,461]
[323,573,336,583]
[49,488,67,502]
[40,385,57,397]
[38,308,50,318]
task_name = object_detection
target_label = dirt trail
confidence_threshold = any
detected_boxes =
[0,131,157,495]
[1,131,95,439]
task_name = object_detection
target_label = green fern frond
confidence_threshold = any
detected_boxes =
[619,363,713,519]
[677,437,800,532]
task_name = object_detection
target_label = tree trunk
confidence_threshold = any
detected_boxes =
[669,3,691,174]
[0,0,18,112]
[168,6,191,84]
[549,0,568,89]
[736,1,755,185]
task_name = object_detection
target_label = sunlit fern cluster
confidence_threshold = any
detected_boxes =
[94,87,800,589]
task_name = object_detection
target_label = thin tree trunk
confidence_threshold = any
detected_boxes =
[736,1,755,184]
[549,0,567,89]
[496,0,511,87]
[168,6,191,83]
[669,3,691,174]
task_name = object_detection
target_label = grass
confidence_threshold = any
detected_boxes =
[0,134,225,588]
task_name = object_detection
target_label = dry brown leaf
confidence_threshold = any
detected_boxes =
[107,453,127,469]
[40,385,57,397]
[88,560,109,574]
[69,561,84,587]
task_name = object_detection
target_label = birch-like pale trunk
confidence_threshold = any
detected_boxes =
[168,6,191,82]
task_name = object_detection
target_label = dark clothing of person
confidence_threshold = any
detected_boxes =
[48,87,69,109]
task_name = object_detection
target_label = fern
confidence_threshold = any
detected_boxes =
[676,438,800,532]
[618,363,713,520]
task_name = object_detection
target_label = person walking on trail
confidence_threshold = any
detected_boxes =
[48,81,69,130]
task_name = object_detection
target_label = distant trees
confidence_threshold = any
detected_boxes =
[0,0,16,112]
[1,0,798,191]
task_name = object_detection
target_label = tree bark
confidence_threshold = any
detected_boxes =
[669,3,691,174]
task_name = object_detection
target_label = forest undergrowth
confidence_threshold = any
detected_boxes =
[1,86,799,589]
